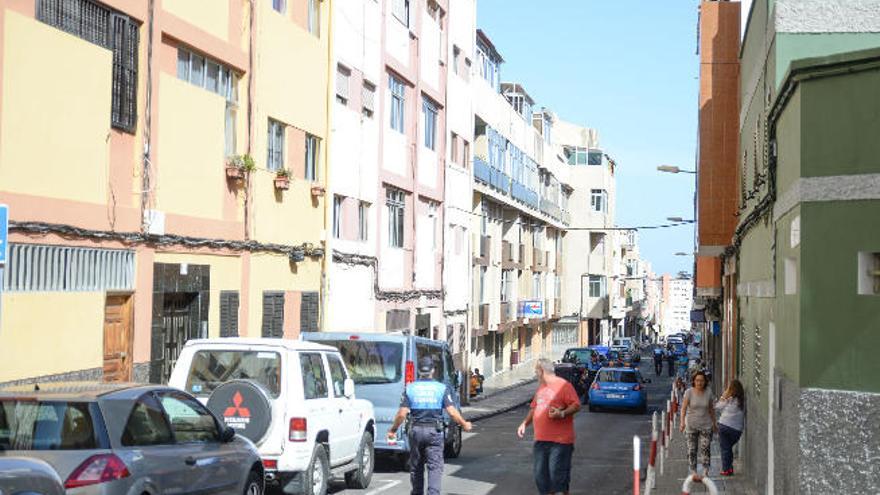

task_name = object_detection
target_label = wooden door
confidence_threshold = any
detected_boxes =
[103,294,134,382]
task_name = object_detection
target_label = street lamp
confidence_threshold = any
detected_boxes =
[657,165,697,174]
[674,252,692,256]
[666,217,695,223]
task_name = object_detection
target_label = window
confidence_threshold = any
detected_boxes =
[158,392,219,443]
[327,354,348,397]
[479,266,487,303]
[423,98,438,150]
[501,269,513,302]
[389,75,405,133]
[272,0,285,13]
[267,119,285,171]
[453,46,461,75]
[121,394,173,446]
[857,252,880,295]
[336,65,350,104]
[591,189,607,213]
[333,195,343,239]
[305,134,320,181]
[428,201,439,250]
[37,0,139,132]
[219,291,239,337]
[0,400,98,450]
[177,49,238,154]
[533,273,542,299]
[450,133,460,164]
[300,353,329,400]
[358,201,370,241]
[362,81,376,117]
[387,187,405,248]
[3,244,134,292]
[589,275,605,297]
[588,150,603,166]
[324,340,403,383]
[261,291,284,338]
[463,140,470,169]
[185,350,281,398]
[307,0,320,36]
[391,0,410,26]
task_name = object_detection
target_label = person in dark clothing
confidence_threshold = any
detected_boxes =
[653,345,664,375]
[666,347,676,377]
[388,357,473,495]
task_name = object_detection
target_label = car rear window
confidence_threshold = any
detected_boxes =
[186,350,282,398]
[563,349,592,363]
[597,371,639,383]
[323,340,403,385]
[0,400,99,450]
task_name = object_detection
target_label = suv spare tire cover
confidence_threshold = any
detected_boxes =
[206,379,272,444]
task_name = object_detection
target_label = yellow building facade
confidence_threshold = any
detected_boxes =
[0,0,331,384]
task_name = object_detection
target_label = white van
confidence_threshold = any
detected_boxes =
[169,338,376,495]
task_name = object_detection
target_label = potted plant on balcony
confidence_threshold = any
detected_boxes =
[310,183,326,197]
[274,168,291,190]
[226,154,255,180]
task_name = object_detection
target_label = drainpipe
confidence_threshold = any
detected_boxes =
[319,0,334,332]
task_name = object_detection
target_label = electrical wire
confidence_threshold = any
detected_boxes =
[444,204,694,231]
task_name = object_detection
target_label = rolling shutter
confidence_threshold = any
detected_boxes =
[220,291,240,337]
[261,292,285,338]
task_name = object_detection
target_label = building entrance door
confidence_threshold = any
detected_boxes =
[103,294,133,382]
[159,292,202,383]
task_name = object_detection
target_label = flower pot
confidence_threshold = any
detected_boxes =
[225,166,245,180]
[310,185,325,197]
[274,176,290,190]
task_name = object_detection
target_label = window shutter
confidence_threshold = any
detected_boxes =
[262,291,285,338]
[220,291,239,337]
[362,83,375,114]
[300,292,319,333]
[110,14,138,131]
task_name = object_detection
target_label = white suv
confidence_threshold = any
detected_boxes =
[169,338,376,495]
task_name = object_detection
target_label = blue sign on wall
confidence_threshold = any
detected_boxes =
[518,300,544,318]
[0,204,7,265]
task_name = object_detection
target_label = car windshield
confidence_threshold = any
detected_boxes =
[186,350,282,398]
[0,400,98,450]
[563,349,592,363]
[323,340,404,385]
[597,370,639,383]
[607,350,620,360]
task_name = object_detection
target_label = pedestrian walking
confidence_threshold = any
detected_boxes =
[715,379,745,476]
[666,347,676,377]
[679,371,717,479]
[653,345,664,375]
[517,358,582,495]
[387,357,473,495]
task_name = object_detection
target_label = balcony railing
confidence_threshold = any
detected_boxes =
[474,156,491,184]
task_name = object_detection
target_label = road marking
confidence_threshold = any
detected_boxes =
[363,479,402,495]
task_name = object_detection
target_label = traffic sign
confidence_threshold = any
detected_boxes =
[0,204,7,266]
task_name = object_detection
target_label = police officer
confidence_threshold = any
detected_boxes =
[387,357,473,495]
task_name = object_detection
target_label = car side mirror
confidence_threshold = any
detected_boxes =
[344,378,356,399]
[221,425,236,443]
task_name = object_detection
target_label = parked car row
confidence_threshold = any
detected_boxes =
[0,332,464,495]
[556,345,650,414]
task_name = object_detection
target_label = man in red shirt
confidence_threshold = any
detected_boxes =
[517,358,581,495]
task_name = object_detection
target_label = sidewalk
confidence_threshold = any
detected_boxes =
[461,361,537,422]
[652,413,757,494]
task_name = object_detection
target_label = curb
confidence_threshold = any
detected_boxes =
[463,378,537,422]
[468,377,537,404]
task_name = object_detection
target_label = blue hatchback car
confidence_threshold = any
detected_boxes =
[588,367,648,414]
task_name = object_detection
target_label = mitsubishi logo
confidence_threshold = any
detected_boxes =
[224,391,251,418]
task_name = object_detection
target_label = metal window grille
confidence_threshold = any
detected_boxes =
[3,244,134,292]
[362,82,375,116]
[336,65,350,103]
[37,0,139,132]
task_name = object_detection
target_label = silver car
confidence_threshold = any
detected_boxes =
[0,382,263,494]
[0,457,65,495]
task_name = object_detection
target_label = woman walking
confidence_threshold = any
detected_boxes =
[715,379,745,476]
[679,371,717,479]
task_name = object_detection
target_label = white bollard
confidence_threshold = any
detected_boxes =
[633,436,640,495]
[659,411,666,476]
[645,412,658,494]
[681,474,719,495]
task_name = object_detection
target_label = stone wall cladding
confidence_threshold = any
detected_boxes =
[0,363,152,388]
[776,371,800,494]
[745,401,769,495]
[799,388,880,493]
[776,0,880,33]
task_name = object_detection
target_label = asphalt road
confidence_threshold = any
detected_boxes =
[330,358,674,495]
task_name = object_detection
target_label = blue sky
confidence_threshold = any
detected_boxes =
[476,0,699,276]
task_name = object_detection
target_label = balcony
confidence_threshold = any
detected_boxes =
[475,234,491,266]
[532,248,547,271]
[474,156,491,185]
[502,240,516,269]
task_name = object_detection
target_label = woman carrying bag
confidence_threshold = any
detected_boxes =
[679,370,717,479]
[715,379,745,476]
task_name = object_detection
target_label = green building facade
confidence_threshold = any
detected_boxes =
[734,1,880,492]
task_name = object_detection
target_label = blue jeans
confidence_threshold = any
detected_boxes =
[533,441,574,494]
[718,424,742,471]
[408,425,444,495]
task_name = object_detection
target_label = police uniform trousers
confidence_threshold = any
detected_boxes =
[408,424,444,495]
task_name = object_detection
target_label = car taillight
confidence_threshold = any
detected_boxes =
[591,382,600,390]
[289,417,307,442]
[262,459,278,470]
[65,454,129,489]
[405,360,415,384]
[349,335,360,340]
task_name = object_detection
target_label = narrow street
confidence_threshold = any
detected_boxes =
[331,360,672,495]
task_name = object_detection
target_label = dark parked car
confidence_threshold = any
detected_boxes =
[555,348,597,401]
[0,382,263,495]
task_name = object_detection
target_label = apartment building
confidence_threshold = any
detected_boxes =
[554,120,618,346]
[469,30,572,376]
[324,0,450,338]
[0,0,330,384]
[661,276,692,335]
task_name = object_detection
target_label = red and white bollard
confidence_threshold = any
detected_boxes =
[633,435,641,495]
[659,411,666,476]
[645,412,658,494]
[681,473,719,495]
